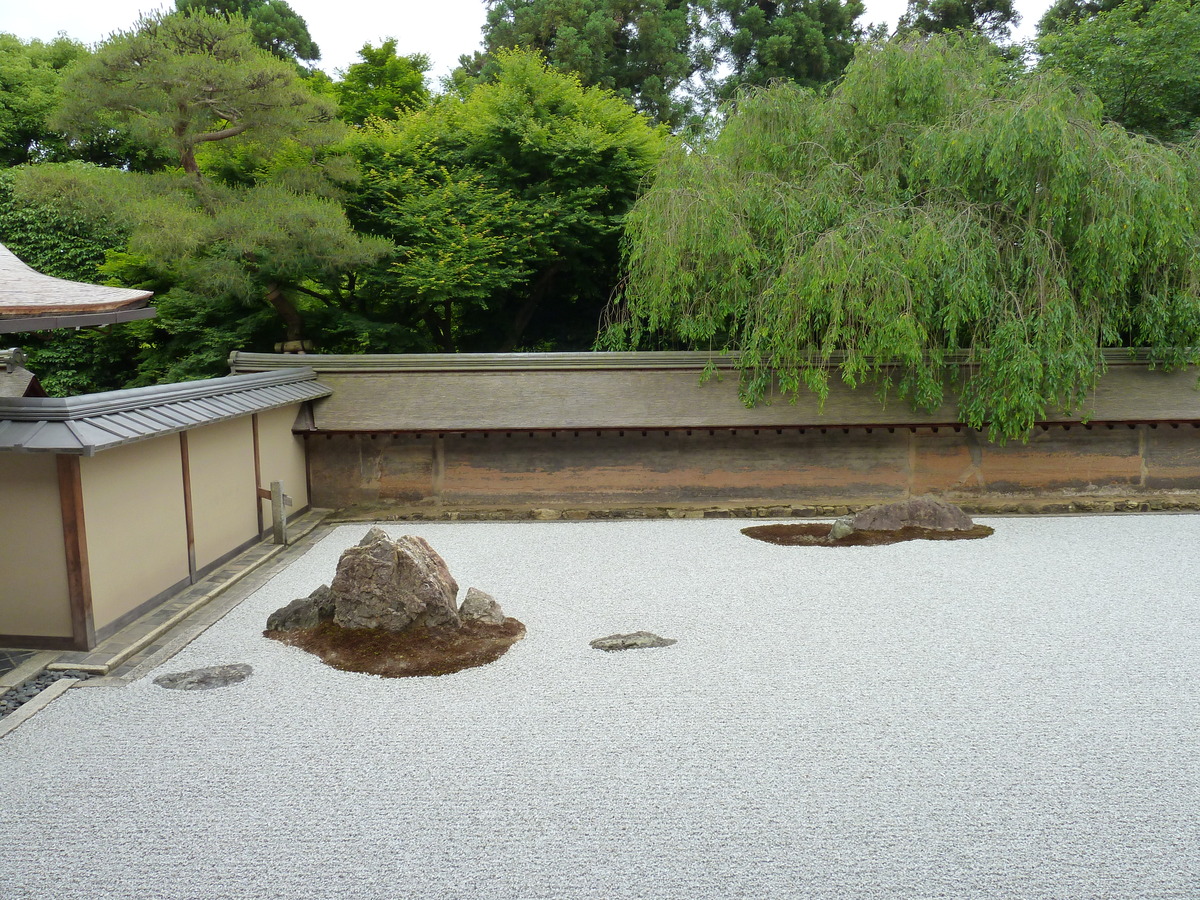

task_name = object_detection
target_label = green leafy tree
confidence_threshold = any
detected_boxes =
[1037,0,1143,34]
[39,10,384,364]
[898,0,1019,41]
[0,167,146,395]
[52,10,339,177]
[605,36,1200,440]
[347,50,666,352]
[0,34,83,166]
[471,0,700,126]
[175,0,320,62]
[335,40,431,125]
[0,34,171,169]
[1037,0,1200,141]
[699,0,866,103]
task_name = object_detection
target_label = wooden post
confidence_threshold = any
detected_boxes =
[258,481,293,545]
[56,455,95,650]
[251,413,264,537]
[179,432,197,583]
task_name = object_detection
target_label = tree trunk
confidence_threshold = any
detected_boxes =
[500,262,564,353]
[264,283,304,343]
[180,145,200,176]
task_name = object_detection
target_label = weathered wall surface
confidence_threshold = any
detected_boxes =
[275,354,1200,514]
[187,417,258,570]
[0,453,72,641]
[307,424,1200,512]
[257,404,308,526]
[80,436,190,633]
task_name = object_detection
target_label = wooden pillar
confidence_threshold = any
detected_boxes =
[252,413,264,536]
[179,432,197,583]
[56,455,95,651]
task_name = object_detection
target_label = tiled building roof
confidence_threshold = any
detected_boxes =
[0,243,155,334]
[0,369,330,455]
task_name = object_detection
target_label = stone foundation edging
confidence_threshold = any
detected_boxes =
[327,493,1200,524]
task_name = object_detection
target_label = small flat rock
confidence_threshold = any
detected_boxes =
[153,664,253,691]
[590,631,677,652]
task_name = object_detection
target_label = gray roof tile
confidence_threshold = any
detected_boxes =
[0,369,330,455]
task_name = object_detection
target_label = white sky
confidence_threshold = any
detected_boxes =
[2,0,1053,81]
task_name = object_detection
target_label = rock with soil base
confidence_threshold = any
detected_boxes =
[842,496,974,536]
[590,631,677,652]
[331,531,461,632]
[154,664,253,691]
[264,531,524,678]
[265,585,335,632]
[459,587,507,626]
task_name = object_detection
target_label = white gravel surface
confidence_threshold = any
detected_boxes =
[2,516,1199,899]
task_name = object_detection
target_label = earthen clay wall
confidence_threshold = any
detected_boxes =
[306,422,1200,515]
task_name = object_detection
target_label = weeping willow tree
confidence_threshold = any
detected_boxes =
[604,36,1200,440]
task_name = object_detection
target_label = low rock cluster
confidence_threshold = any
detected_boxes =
[265,528,524,677]
[829,495,976,540]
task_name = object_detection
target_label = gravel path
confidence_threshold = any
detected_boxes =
[1,516,1198,899]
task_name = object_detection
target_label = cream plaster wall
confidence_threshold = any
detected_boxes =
[80,437,189,631]
[186,417,258,570]
[0,453,72,638]
[256,404,309,527]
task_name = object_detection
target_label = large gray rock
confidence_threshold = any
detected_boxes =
[590,631,677,652]
[266,585,335,632]
[459,587,506,626]
[850,496,974,532]
[331,532,461,632]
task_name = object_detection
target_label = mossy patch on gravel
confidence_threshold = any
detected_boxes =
[742,523,994,547]
[265,618,526,678]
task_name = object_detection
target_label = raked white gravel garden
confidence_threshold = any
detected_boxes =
[1,516,1198,899]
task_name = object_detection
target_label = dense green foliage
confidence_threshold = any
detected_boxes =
[347,51,667,352]
[175,0,320,62]
[20,11,384,384]
[0,34,173,170]
[335,41,431,125]
[1037,0,1200,141]
[5,5,1200,406]
[898,0,1020,40]
[606,36,1200,440]
[52,10,339,176]
[472,0,700,126]
[0,34,83,166]
[471,0,870,123]
[0,169,145,395]
[1037,0,1134,34]
[700,0,865,103]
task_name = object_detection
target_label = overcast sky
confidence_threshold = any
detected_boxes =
[3,0,1053,81]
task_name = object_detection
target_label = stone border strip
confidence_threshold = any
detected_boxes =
[0,652,58,696]
[327,494,1200,524]
[0,678,76,740]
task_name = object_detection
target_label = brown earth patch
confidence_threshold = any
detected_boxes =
[742,523,995,547]
[265,618,526,677]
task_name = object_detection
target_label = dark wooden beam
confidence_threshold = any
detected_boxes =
[56,454,94,651]
[179,432,197,583]
[252,412,264,536]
